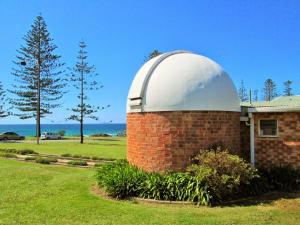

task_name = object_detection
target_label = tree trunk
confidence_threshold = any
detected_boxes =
[80,58,84,144]
[80,119,83,144]
[36,27,41,145]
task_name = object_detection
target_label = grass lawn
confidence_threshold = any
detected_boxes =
[0,159,299,225]
[0,137,126,159]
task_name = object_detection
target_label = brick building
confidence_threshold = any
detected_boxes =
[127,50,300,172]
[241,96,300,168]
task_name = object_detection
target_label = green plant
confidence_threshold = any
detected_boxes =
[260,165,300,192]
[17,149,38,155]
[68,160,88,166]
[61,153,72,157]
[96,160,211,205]
[187,149,258,203]
[47,157,58,163]
[58,130,66,137]
[35,157,50,164]
[24,156,37,161]
[96,160,147,199]
[72,154,82,158]
[0,148,37,155]
[0,152,17,158]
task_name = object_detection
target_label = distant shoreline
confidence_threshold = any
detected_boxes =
[0,124,126,137]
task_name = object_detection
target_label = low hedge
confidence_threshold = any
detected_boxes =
[96,150,300,206]
[35,157,51,164]
[68,160,88,166]
[96,160,211,205]
[0,148,37,155]
[24,156,37,161]
[0,152,18,158]
[35,157,57,164]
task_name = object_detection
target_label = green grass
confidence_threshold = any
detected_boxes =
[0,159,299,225]
[0,137,126,159]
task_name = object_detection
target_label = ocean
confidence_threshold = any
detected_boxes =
[0,123,126,137]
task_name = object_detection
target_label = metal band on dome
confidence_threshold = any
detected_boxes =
[129,50,192,112]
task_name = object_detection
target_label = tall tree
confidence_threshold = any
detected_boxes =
[253,89,259,101]
[283,80,293,96]
[144,49,162,62]
[263,78,278,101]
[238,80,248,102]
[0,81,9,119]
[10,15,65,144]
[67,41,109,144]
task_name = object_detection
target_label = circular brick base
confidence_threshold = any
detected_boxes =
[127,111,241,172]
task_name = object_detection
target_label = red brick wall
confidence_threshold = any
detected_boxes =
[254,112,300,168]
[127,111,240,172]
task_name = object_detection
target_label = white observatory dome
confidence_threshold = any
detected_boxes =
[127,51,240,113]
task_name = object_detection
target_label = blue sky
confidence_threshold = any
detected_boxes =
[0,0,299,124]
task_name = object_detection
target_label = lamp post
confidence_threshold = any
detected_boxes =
[21,59,41,145]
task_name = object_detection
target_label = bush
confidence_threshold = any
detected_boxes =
[97,160,148,199]
[17,149,37,155]
[96,160,211,205]
[187,149,258,203]
[61,153,72,157]
[35,157,51,164]
[58,130,66,137]
[0,152,17,158]
[72,154,82,158]
[24,156,37,161]
[47,157,58,163]
[68,160,88,166]
[260,165,300,192]
[91,156,100,160]
[0,148,37,155]
[90,133,111,137]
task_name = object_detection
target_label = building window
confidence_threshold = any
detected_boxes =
[259,119,278,137]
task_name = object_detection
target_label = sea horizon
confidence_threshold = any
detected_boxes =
[0,123,126,136]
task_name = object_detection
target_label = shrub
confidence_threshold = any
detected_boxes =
[140,172,210,205]
[68,160,88,166]
[0,148,37,155]
[260,165,300,192]
[80,155,91,159]
[58,130,66,137]
[0,152,17,158]
[72,154,82,158]
[96,160,211,205]
[35,157,50,164]
[47,157,58,163]
[187,149,258,203]
[24,156,37,161]
[61,153,72,157]
[17,149,37,155]
[96,160,148,199]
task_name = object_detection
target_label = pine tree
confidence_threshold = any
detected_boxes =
[238,80,248,102]
[283,80,293,96]
[144,49,162,62]
[0,81,9,118]
[10,15,65,144]
[263,79,277,101]
[67,41,109,144]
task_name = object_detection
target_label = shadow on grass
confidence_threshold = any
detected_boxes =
[222,191,300,207]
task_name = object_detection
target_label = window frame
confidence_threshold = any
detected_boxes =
[258,118,279,138]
